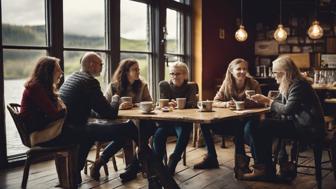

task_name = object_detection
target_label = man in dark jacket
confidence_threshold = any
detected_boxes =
[60,52,138,184]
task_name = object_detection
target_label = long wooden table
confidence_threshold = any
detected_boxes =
[117,107,269,189]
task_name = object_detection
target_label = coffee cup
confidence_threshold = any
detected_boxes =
[176,98,187,109]
[245,90,256,98]
[267,90,280,100]
[140,101,155,113]
[235,101,245,110]
[197,100,213,112]
[159,99,169,108]
[120,96,133,104]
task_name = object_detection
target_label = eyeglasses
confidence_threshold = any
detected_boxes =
[272,71,284,75]
[169,72,182,77]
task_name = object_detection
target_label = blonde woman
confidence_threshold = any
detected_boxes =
[193,58,261,180]
[243,56,325,180]
[153,62,197,175]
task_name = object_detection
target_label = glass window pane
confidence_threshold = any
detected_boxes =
[1,0,46,46]
[164,55,184,80]
[64,51,108,90]
[166,9,184,54]
[4,49,46,156]
[64,0,105,49]
[120,53,150,83]
[121,0,150,52]
[173,0,190,5]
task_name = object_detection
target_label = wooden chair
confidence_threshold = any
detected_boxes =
[7,103,78,189]
[84,141,118,176]
[273,116,336,189]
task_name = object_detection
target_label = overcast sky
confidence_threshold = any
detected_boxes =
[2,0,176,39]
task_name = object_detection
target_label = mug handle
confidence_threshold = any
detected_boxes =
[197,101,202,109]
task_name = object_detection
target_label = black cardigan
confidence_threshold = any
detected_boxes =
[271,78,325,140]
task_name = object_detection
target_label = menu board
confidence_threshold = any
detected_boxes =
[321,54,336,68]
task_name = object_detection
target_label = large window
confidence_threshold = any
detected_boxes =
[1,0,48,156]
[120,0,151,84]
[0,0,192,163]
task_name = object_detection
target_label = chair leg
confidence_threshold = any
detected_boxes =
[221,136,226,148]
[182,150,186,166]
[112,155,118,172]
[21,154,32,188]
[331,136,336,180]
[313,143,323,189]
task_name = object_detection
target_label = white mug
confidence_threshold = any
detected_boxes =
[140,101,155,113]
[197,101,213,112]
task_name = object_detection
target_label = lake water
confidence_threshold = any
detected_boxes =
[5,79,28,156]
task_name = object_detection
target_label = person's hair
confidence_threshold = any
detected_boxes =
[273,55,305,96]
[169,61,189,81]
[222,58,251,99]
[112,59,141,96]
[80,52,102,73]
[25,56,61,101]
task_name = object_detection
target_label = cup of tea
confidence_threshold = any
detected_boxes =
[120,96,133,104]
[267,90,280,100]
[140,101,155,113]
[245,90,256,98]
[197,100,213,112]
[235,101,245,110]
[176,98,187,109]
[159,99,169,108]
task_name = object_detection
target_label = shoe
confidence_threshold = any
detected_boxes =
[120,159,140,183]
[193,155,219,169]
[167,154,181,175]
[242,164,275,181]
[279,161,297,181]
[234,155,252,180]
[90,158,104,180]
[148,176,162,189]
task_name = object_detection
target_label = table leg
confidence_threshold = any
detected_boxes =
[138,120,180,189]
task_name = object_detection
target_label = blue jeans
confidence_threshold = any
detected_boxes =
[153,121,193,161]
[201,117,258,159]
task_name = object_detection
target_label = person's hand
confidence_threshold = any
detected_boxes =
[251,94,273,106]
[226,100,235,108]
[119,102,133,110]
[169,99,177,108]
[111,94,120,103]
[56,98,67,111]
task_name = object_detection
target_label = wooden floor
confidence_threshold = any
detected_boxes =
[1,139,336,189]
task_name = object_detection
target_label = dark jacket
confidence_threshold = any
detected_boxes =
[271,78,325,139]
[60,71,119,127]
[159,80,197,108]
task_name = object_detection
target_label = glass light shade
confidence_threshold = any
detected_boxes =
[235,25,248,42]
[274,24,288,42]
[307,21,324,39]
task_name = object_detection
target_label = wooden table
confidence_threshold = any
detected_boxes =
[117,107,269,189]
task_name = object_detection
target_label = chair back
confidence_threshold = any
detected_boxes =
[7,103,32,147]
[188,81,199,101]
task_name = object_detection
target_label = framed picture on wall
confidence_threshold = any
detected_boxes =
[292,46,302,53]
[279,45,291,53]
[302,46,313,53]
[287,37,298,44]
[255,40,279,56]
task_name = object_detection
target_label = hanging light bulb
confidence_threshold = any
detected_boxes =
[274,0,287,42]
[235,25,248,42]
[274,24,288,42]
[308,21,323,39]
[235,0,248,42]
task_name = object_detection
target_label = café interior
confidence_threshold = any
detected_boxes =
[1,0,336,188]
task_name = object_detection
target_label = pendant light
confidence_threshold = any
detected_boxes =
[274,0,287,42]
[307,0,323,39]
[235,0,248,42]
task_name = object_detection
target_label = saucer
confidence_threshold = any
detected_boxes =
[140,110,156,114]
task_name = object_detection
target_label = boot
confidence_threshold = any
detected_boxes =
[167,154,181,175]
[242,164,275,181]
[279,161,297,181]
[234,154,252,180]
[119,158,140,183]
[90,157,104,180]
[193,155,219,169]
